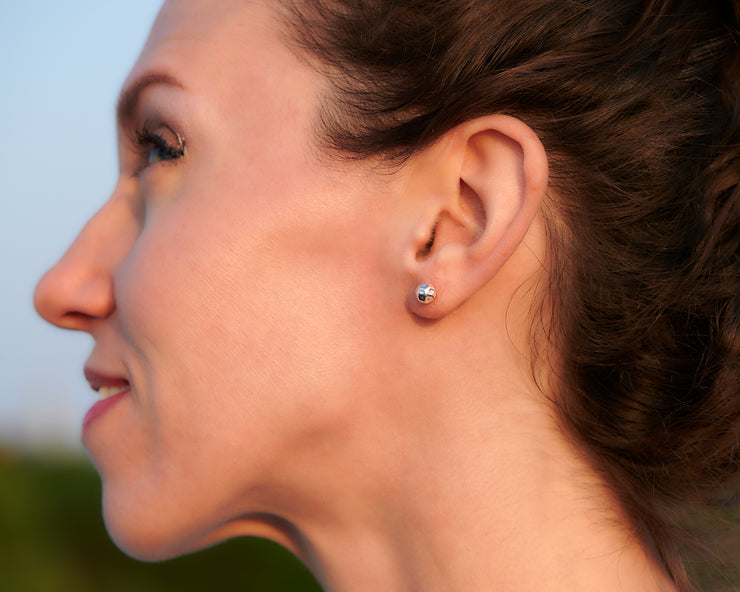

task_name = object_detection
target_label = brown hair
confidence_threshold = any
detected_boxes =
[279,0,740,589]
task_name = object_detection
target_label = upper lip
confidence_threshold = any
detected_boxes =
[84,367,130,392]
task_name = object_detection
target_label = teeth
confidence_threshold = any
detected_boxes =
[98,385,129,401]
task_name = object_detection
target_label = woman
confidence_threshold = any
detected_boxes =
[34,0,738,590]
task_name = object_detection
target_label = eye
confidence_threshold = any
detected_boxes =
[132,121,185,176]
[147,143,174,166]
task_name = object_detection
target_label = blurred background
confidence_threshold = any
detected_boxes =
[0,2,320,589]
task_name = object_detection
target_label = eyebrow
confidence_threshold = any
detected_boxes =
[116,73,184,127]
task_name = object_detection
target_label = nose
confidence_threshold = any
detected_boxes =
[34,204,126,333]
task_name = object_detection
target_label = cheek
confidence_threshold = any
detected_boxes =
[103,171,400,556]
[113,190,368,461]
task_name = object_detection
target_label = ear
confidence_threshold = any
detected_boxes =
[404,115,548,318]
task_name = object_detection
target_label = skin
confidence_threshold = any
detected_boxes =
[35,1,678,590]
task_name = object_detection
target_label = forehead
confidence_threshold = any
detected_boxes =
[134,0,283,68]
[141,0,258,52]
[123,0,320,120]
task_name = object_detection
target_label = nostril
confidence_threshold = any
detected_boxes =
[58,311,106,331]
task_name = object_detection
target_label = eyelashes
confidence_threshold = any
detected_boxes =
[131,120,186,177]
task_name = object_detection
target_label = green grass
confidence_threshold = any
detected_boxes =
[0,451,322,592]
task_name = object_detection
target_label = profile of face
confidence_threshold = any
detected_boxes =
[34,0,554,569]
[34,0,422,560]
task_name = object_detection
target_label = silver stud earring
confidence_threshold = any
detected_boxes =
[416,283,436,304]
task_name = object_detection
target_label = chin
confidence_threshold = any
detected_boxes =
[104,514,189,562]
[101,488,215,562]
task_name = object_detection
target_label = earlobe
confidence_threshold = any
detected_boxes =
[407,115,548,319]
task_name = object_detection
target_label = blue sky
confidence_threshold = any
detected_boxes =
[1,2,163,449]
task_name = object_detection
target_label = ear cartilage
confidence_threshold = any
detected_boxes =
[416,283,436,304]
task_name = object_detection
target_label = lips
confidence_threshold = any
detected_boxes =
[83,367,131,432]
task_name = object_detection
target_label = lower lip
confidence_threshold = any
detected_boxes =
[82,390,130,432]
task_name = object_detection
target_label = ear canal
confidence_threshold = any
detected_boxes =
[416,220,439,260]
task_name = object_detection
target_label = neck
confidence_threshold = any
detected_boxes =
[282,382,677,592]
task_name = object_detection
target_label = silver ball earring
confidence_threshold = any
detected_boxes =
[416,283,436,304]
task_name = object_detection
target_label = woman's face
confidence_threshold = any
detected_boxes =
[35,0,413,559]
